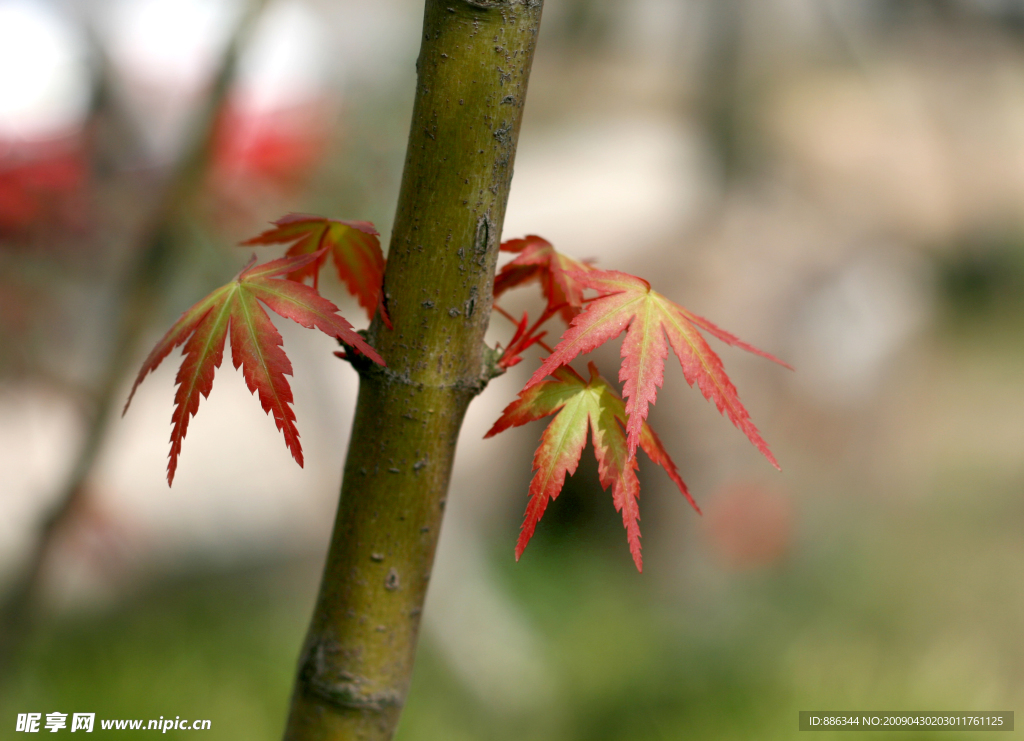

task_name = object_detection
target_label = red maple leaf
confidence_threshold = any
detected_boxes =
[525,269,791,465]
[124,250,384,485]
[486,363,698,571]
[494,235,594,323]
[242,213,387,324]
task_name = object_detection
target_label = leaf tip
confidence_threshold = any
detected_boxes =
[628,538,643,571]
[753,436,781,471]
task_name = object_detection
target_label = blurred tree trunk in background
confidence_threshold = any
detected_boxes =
[0,0,267,675]
[282,2,543,740]
[700,0,748,184]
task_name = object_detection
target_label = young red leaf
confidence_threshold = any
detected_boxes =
[124,251,384,485]
[496,310,549,370]
[241,213,387,323]
[486,363,697,571]
[495,235,594,323]
[525,270,790,466]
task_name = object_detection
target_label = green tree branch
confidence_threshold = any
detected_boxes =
[283,2,543,739]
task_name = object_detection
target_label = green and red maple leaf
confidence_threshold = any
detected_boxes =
[124,249,383,485]
[486,363,698,571]
[527,269,791,463]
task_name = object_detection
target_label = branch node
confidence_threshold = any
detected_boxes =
[480,343,506,387]
[342,336,500,398]
[299,640,403,712]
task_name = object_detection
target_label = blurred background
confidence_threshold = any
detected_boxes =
[1,0,1023,737]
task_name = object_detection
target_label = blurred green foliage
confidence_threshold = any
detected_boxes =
[936,235,1024,327]
[5,444,1021,741]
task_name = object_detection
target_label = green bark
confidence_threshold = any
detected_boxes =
[283,2,543,739]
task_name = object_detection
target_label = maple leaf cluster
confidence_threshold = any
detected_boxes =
[490,236,790,571]
[127,216,787,571]
[124,216,387,485]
